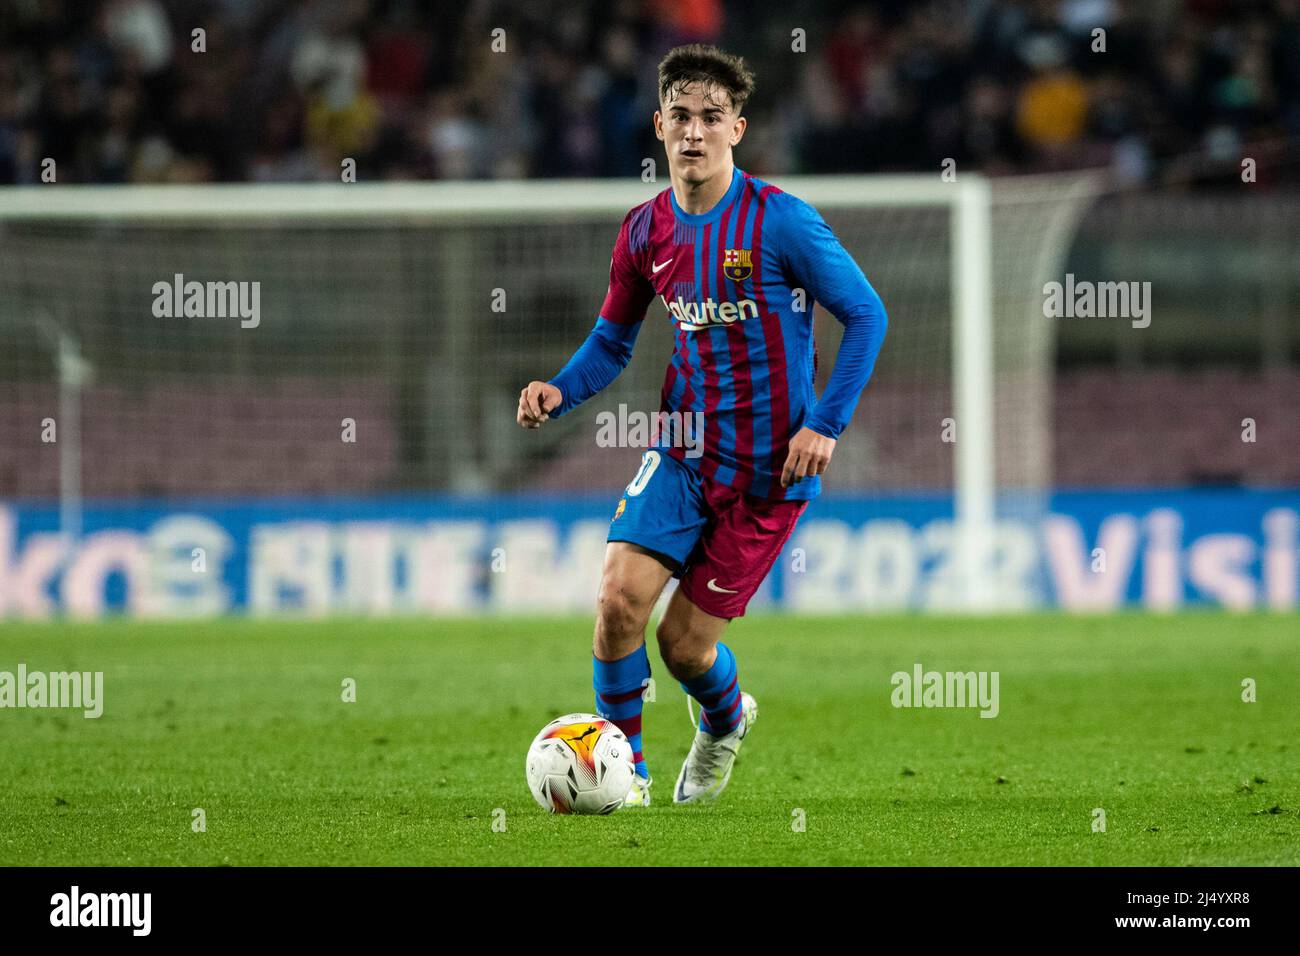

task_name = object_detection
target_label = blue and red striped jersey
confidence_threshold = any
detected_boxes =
[549,166,887,501]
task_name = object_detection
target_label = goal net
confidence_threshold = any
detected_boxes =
[0,173,1098,612]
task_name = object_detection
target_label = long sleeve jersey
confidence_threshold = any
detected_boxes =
[548,165,888,501]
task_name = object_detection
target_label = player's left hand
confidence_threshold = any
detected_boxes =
[781,427,836,487]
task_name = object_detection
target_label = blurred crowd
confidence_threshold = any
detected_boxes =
[2,0,1298,185]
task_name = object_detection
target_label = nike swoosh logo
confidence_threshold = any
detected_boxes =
[651,258,674,274]
[706,578,739,594]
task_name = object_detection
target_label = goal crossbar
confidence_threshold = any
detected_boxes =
[0,175,986,222]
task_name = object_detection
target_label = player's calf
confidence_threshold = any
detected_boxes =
[592,543,674,785]
[594,643,651,781]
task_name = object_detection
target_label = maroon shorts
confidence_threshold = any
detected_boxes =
[676,483,807,618]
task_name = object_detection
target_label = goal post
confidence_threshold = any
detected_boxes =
[952,176,996,612]
[0,172,1099,611]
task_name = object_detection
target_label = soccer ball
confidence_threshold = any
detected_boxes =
[525,713,635,814]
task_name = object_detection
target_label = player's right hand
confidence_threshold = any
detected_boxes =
[517,381,561,429]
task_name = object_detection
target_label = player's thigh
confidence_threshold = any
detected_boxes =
[596,541,674,632]
[596,450,709,648]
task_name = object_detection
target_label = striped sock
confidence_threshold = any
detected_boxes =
[593,644,651,779]
[680,642,743,737]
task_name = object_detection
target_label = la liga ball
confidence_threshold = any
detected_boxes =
[525,714,635,814]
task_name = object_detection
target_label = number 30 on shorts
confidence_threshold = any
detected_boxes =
[626,450,661,496]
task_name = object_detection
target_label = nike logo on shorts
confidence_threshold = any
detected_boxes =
[706,578,739,594]
[652,258,674,273]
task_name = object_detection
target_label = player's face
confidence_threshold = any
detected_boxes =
[654,82,746,186]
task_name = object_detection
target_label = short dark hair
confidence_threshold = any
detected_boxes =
[657,44,756,114]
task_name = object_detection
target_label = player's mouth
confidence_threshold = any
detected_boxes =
[680,149,704,161]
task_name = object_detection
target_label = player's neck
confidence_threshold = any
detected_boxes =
[672,161,735,216]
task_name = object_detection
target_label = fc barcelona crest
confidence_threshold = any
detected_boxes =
[723,249,752,282]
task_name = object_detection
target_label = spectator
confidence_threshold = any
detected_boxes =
[1,0,1297,186]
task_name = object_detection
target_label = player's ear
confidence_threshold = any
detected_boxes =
[730,115,747,146]
[653,109,664,141]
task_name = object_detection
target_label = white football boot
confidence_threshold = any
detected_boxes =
[673,692,758,804]
[623,774,652,808]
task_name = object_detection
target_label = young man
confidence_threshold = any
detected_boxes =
[516,45,888,807]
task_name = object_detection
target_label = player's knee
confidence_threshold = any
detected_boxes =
[596,578,652,641]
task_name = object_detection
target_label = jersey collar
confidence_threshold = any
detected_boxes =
[669,166,744,227]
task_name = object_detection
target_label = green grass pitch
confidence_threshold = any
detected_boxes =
[1,613,1296,866]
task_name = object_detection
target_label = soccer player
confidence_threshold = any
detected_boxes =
[516,45,888,807]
